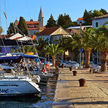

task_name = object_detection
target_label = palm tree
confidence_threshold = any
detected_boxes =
[71,28,94,68]
[71,33,82,62]
[36,37,48,57]
[81,28,94,68]
[93,25,108,72]
[45,43,64,67]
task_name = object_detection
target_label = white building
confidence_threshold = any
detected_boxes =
[67,25,92,35]
[92,14,108,29]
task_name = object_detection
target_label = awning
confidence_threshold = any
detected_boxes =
[9,33,32,41]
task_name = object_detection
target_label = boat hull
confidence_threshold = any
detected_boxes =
[0,80,40,96]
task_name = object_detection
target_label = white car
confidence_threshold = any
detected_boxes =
[60,60,79,69]
[90,62,101,72]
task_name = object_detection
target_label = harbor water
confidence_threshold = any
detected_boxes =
[0,75,58,108]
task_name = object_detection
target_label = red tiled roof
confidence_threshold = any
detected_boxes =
[26,21,39,25]
[17,21,39,25]
[28,28,40,30]
[77,18,84,21]
[39,27,59,36]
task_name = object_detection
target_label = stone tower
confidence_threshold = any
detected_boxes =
[38,7,44,28]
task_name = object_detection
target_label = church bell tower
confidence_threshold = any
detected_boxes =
[38,7,44,28]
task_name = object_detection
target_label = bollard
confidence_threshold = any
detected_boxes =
[55,66,59,75]
[62,64,64,68]
[73,70,77,76]
[79,78,86,87]
[69,67,72,71]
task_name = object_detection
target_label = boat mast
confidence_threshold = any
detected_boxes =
[0,0,1,26]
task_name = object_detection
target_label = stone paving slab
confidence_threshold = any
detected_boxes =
[53,68,108,108]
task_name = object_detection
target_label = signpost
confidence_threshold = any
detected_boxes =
[80,48,83,67]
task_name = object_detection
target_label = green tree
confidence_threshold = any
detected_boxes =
[59,36,73,52]
[57,14,72,28]
[46,14,57,28]
[7,23,16,34]
[45,43,64,66]
[59,36,73,60]
[83,9,105,25]
[83,9,93,25]
[100,8,108,15]
[92,10,103,17]
[71,21,77,26]
[71,33,82,61]
[23,46,36,54]
[0,26,3,34]
[18,16,28,35]
[57,14,64,27]
[81,28,94,68]
[92,25,108,72]
[72,33,82,51]
[36,37,48,57]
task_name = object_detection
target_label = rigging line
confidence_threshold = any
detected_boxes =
[4,0,7,31]
[14,26,32,76]
[15,25,41,70]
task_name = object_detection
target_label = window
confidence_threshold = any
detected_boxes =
[96,22,98,27]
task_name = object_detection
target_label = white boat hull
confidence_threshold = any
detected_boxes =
[0,76,41,96]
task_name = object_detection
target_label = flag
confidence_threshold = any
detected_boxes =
[3,11,7,19]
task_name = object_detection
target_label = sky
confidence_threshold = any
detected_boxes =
[0,0,108,34]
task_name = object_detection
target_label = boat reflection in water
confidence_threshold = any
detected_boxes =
[0,75,58,108]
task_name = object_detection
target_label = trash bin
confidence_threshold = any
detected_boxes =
[79,78,86,87]
[73,71,77,76]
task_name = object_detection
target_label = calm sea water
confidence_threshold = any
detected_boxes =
[0,75,58,108]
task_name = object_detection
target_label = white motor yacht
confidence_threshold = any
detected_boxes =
[0,64,41,97]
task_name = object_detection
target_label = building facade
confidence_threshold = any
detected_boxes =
[92,14,108,29]
[67,25,92,35]
[37,27,71,44]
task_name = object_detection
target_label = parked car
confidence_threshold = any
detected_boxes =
[98,62,108,69]
[70,62,80,69]
[60,60,79,69]
[90,62,101,72]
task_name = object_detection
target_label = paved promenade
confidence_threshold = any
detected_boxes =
[53,68,108,108]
